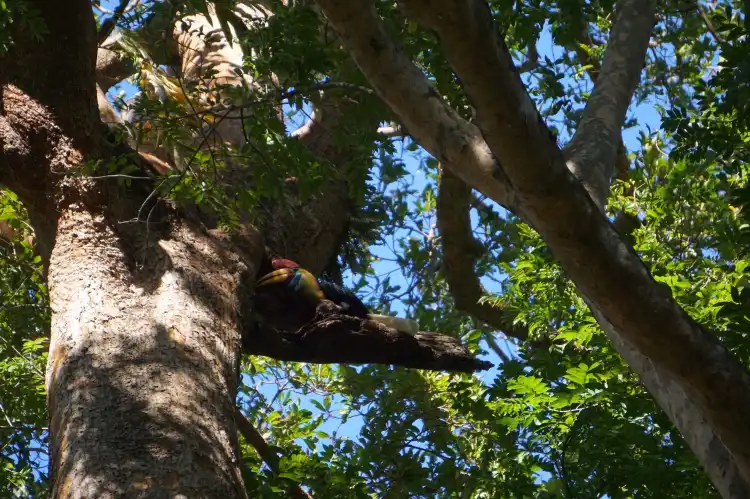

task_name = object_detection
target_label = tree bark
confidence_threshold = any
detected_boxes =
[597,312,750,497]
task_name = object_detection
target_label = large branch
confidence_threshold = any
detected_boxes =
[439,107,746,496]
[96,35,138,91]
[562,0,655,206]
[311,1,516,211]
[242,302,492,373]
[313,0,750,484]
[548,6,747,494]
[436,166,527,340]
[559,8,746,495]
[263,94,373,275]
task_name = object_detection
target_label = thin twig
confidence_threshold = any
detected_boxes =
[694,1,722,43]
[97,0,132,45]
[484,332,511,363]
[234,407,314,499]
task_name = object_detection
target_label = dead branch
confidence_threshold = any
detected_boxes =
[97,0,131,45]
[377,123,408,138]
[694,1,722,43]
[242,301,492,373]
[484,333,512,363]
[518,43,539,74]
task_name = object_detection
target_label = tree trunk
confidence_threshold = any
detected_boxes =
[1,1,256,496]
[46,210,253,498]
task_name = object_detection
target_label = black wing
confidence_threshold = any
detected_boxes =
[318,280,370,318]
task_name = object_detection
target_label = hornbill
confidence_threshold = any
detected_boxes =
[253,256,419,335]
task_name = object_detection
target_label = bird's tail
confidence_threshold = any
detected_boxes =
[367,314,419,335]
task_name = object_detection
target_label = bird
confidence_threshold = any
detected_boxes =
[253,256,419,335]
[252,260,325,333]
